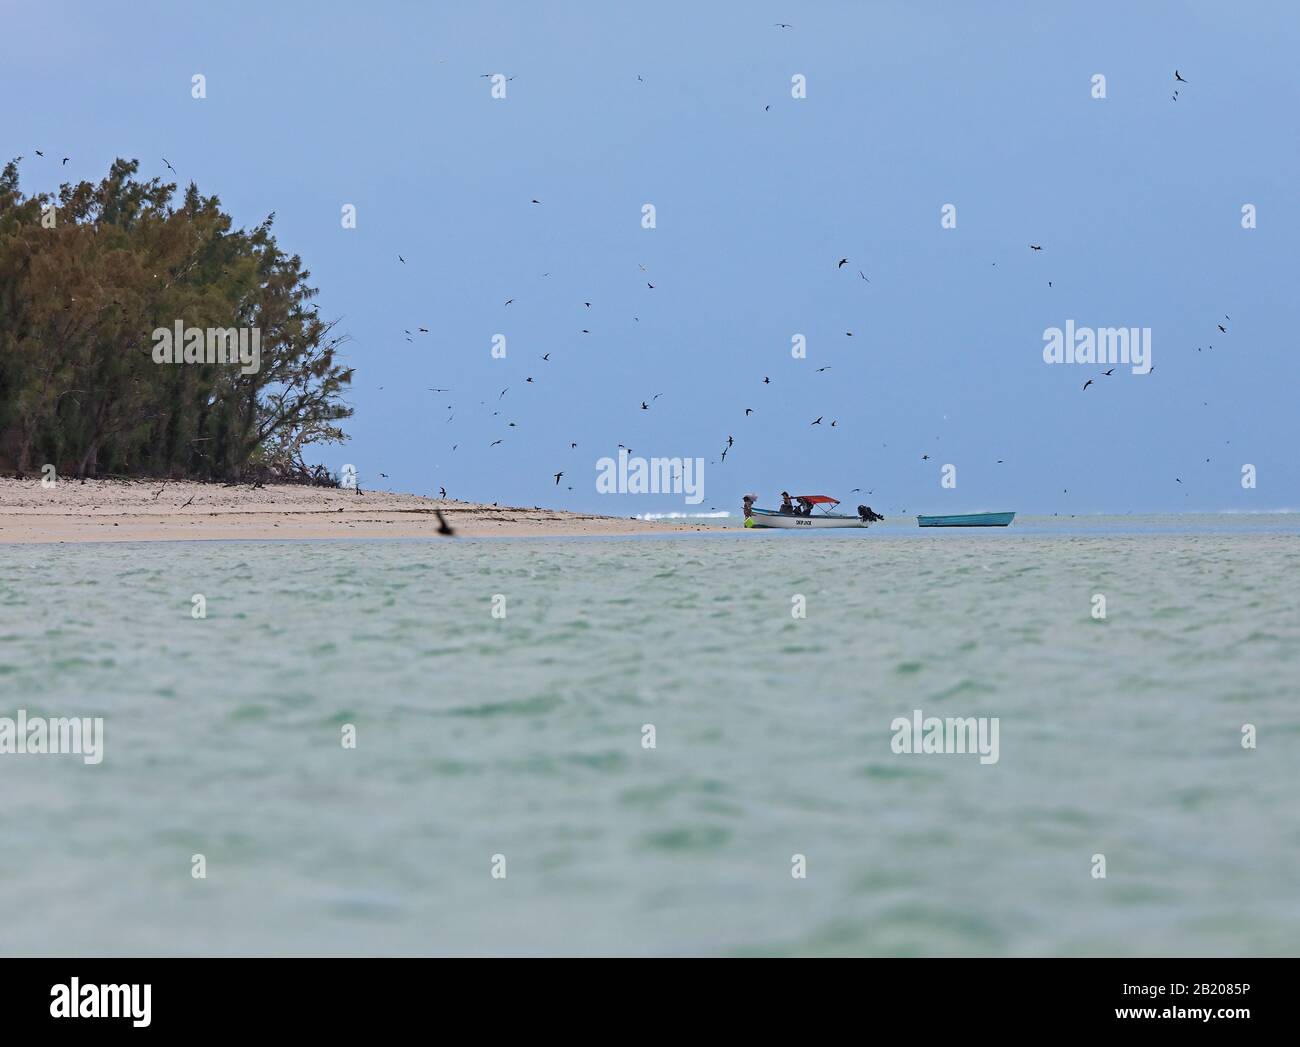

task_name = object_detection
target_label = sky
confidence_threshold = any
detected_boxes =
[4,0,1298,515]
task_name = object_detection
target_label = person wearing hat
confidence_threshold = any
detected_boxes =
[779,491,795,515]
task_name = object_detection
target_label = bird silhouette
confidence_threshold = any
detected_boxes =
[811,416,822,425]
[1083,379,1093,390]
[1175,70,1188,83]
[554,472,563,484]
[1029,244,1043,251]
[837,258,848,268]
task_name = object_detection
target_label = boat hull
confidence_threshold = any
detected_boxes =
[748,510,869,529]
[916,512,1015,527]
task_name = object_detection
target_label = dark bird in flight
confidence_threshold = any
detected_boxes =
[647,282,654,289]
[581,329,589,333]
[921,454,930,460]
[439,486,447,498]
[504,298,513,306]
[584,302,590,307]
[1103,368,1115,376]
[811,416,822,425]
[163,157,177,173]
[490,439,503,447]
[641,401,649,410]
[526,377,534,383]
[541,353,550,361]
[435,510,455,536]
[774,23,793,29]
[727,435,734,447]
[1083,379,1093,390]
[816,366,831,372]
[398,255,406,263]
[62,157,69,165]
[831,420,838,427]
[720,447,728,462]
[745,408,753,415]
[859,270,869,282]
[500,388,508,398]
[763,376,770,384]
[837,258,848,268]
[554,472,563,485]
[765,105,770,111]
[1029,244,1042,251]
[1175,70,1188,83]
[570,442,578,448]
[34,150,43,157]
[531,199,541,204]
[1217,324,1226,333]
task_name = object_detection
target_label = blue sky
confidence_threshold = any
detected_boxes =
[4,0,1297,514]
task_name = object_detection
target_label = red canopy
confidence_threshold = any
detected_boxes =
[796,495,839,505]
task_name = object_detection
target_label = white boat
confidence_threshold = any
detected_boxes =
[745,495,882,529]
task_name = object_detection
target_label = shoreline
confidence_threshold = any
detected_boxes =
[0,478,707,544]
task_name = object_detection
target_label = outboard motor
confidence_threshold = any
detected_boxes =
[858,505,884,523]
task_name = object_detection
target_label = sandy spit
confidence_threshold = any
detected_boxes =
[0,479,711,544]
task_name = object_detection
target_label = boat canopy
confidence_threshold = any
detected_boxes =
[796,495,839,505]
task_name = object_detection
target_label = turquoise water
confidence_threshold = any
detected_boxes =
[2,516,1299,955]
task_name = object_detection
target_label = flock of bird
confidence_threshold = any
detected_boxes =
[20,56,1230,511]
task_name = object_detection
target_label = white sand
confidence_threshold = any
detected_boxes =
[0,478,709,543]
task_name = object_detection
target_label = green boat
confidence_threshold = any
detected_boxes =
[917,512,1015,528]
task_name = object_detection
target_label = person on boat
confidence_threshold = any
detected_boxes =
[779,492,795,514]
[742,494,757,519]
[796,497,814,516]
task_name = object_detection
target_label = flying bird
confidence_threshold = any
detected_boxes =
[163,157,177,173]
[62,157,69,165]
[439,487,447,498]
[1029,244,1042,251]
[1083,379,1093,390]
[398,255,406,263]
[1103,368,1115,376]
[1175,70,1188,83]
[816,366,831,372]
[554,472,563,485]
[541,353,550,361]
[837,258,848,268]
[745,408,753,416]
[490,439,503,447]
[1217,324,1226,333]
[504,298,513,306]
[34,150,43,157]
[811,417,822,425]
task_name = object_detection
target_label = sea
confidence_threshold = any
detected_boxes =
[2,514,1298,956]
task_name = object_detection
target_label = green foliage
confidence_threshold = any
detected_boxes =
[0,158,353,479]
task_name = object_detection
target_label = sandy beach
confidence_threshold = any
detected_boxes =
[0,478,707,543]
